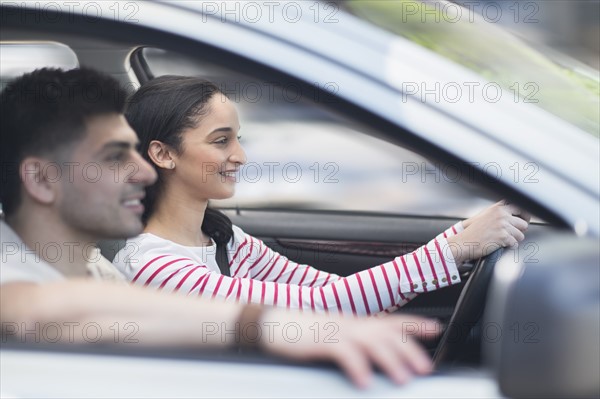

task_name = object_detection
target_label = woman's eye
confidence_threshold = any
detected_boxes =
[213,135,241,145]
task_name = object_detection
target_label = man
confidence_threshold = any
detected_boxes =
[0,68,439,388]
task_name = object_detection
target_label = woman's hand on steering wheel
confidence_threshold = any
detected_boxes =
[447,200,531,264]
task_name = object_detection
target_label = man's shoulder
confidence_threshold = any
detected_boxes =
[87,247,127,283]
[1,219,21,247]
[0,220,65,285]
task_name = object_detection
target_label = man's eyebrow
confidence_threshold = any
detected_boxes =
[96,141,138,154]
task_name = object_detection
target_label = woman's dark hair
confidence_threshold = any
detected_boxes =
[126,75,233,245]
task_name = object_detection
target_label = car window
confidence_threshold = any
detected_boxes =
[139,47,494,218]
[0,42,79,91]
[339,0,599,137]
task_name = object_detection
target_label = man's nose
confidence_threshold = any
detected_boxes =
[129,152,157,185]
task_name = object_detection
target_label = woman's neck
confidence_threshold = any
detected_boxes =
[145,190,212,247]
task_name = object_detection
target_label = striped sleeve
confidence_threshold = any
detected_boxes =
[128,234,461,316]
[232,236,341,287]
[438,221,464,240]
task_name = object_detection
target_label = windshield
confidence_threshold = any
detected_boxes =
[340,0,600,137]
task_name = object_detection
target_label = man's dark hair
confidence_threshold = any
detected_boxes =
[0,67,127,216]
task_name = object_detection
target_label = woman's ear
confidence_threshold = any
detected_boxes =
[19,157,58,205]
[148,140,176,170]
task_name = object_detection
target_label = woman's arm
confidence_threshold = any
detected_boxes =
[126,231,459,315]
[127,201,528,315]
[241,221,464,287]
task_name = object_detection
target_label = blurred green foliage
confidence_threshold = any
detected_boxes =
[345,0,599,137]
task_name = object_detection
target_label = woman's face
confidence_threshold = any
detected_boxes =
[171,93,246,201]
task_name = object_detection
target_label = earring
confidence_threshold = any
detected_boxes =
[168,161,175,170]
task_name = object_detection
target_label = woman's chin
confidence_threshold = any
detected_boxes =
[211,189,236,200]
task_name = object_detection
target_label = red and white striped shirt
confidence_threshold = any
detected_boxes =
[113,222,463,316]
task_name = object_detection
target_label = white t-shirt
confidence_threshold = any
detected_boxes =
[0,220,125,284]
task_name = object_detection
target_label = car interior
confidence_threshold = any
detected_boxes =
[0,14,557,363]
[4,7,599,399]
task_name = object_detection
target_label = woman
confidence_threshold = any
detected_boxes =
[114,75,529,316]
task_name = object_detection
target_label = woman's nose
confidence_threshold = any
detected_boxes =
[229,140,247,165]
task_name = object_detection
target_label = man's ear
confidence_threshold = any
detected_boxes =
[147,140,176,170]
[19,157,59,205]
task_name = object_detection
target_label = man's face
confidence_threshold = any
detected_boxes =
[56,113,157,240]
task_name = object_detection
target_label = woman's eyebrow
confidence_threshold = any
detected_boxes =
[208,127,235,135]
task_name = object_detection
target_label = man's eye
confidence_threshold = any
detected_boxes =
[107,152,127,162]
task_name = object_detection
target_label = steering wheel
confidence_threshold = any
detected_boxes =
[432,248,504,366]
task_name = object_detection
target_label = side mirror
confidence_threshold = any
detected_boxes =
[483,234,599,399]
